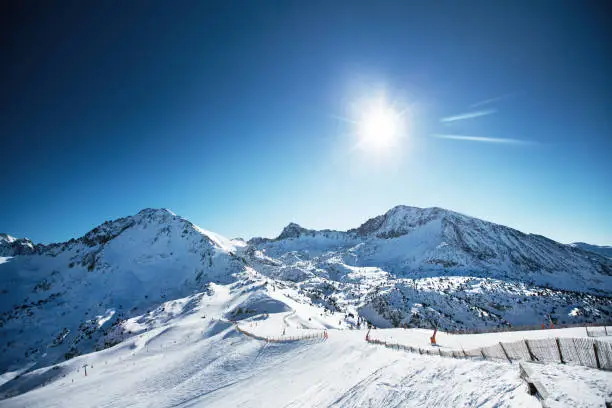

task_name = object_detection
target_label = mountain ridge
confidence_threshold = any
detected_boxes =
[4,205,610,254]
[0,208,248,372]
[571,242,612,259]
[247,205,611,292]
[1,205,611,376]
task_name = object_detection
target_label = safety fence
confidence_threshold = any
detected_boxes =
[446,322,612,335]
[366,335,612,371]
[586,326,611,337]
[232,322,327,343]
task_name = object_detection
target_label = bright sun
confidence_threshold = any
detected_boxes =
[354,97,406,153]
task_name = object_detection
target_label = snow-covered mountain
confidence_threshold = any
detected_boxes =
[0,234,35,257]
[1,205,611,378]
[0,209,248,373]
[251,206,611,292]
[246,205,612,330]
[571,242,612,259]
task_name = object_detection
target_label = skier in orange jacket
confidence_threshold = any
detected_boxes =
[430,327,438,345]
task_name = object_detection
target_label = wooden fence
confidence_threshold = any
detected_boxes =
[232,321,326,343]
[366,335,612,371]
[446,322,612,335]
[586,326,611,337]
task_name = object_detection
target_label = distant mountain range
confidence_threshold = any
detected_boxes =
[570,242,612,259]
[1,206,611,374]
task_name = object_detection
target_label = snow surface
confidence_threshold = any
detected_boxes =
[2,206,612,407]
[527,362,612,407]
[2,281,610,407]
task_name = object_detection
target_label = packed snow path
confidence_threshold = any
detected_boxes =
[0,325,539,408]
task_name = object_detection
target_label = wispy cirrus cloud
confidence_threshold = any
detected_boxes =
[469,92,516,108]
[431,134,535,145]
[440,109,496,123]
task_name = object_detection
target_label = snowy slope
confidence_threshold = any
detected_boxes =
[571,242,612,259]
[246,205,612,331]
[1,280,610,407]
[1,204,611,400]
[252,206,612,293]
[0,209,247,374]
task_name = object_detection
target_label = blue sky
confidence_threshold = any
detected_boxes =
[1,1,611,245]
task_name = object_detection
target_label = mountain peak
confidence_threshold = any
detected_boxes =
[0,234,35,256]
[79,208,180,248]
[136,208,176,217]
[349,205,452,238]
[277,222,309,240]
[0,233,17,244]
[135,208,177,223]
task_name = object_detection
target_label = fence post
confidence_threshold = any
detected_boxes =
[606,327,608,336]
[594,342,601,369]
[572,338,584,366]
[525,340,537,361]
[555,338,565,364]
[499,342,512,363]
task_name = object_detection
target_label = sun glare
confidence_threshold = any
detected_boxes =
[354,97,407,153]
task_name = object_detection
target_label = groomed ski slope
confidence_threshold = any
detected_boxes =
[0,329,536,407]
[1,282,610,407]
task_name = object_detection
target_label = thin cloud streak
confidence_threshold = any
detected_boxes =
[469,92,516,108]
[329,114,357,124]
[431,134,535,145]
[440,109,496,123]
